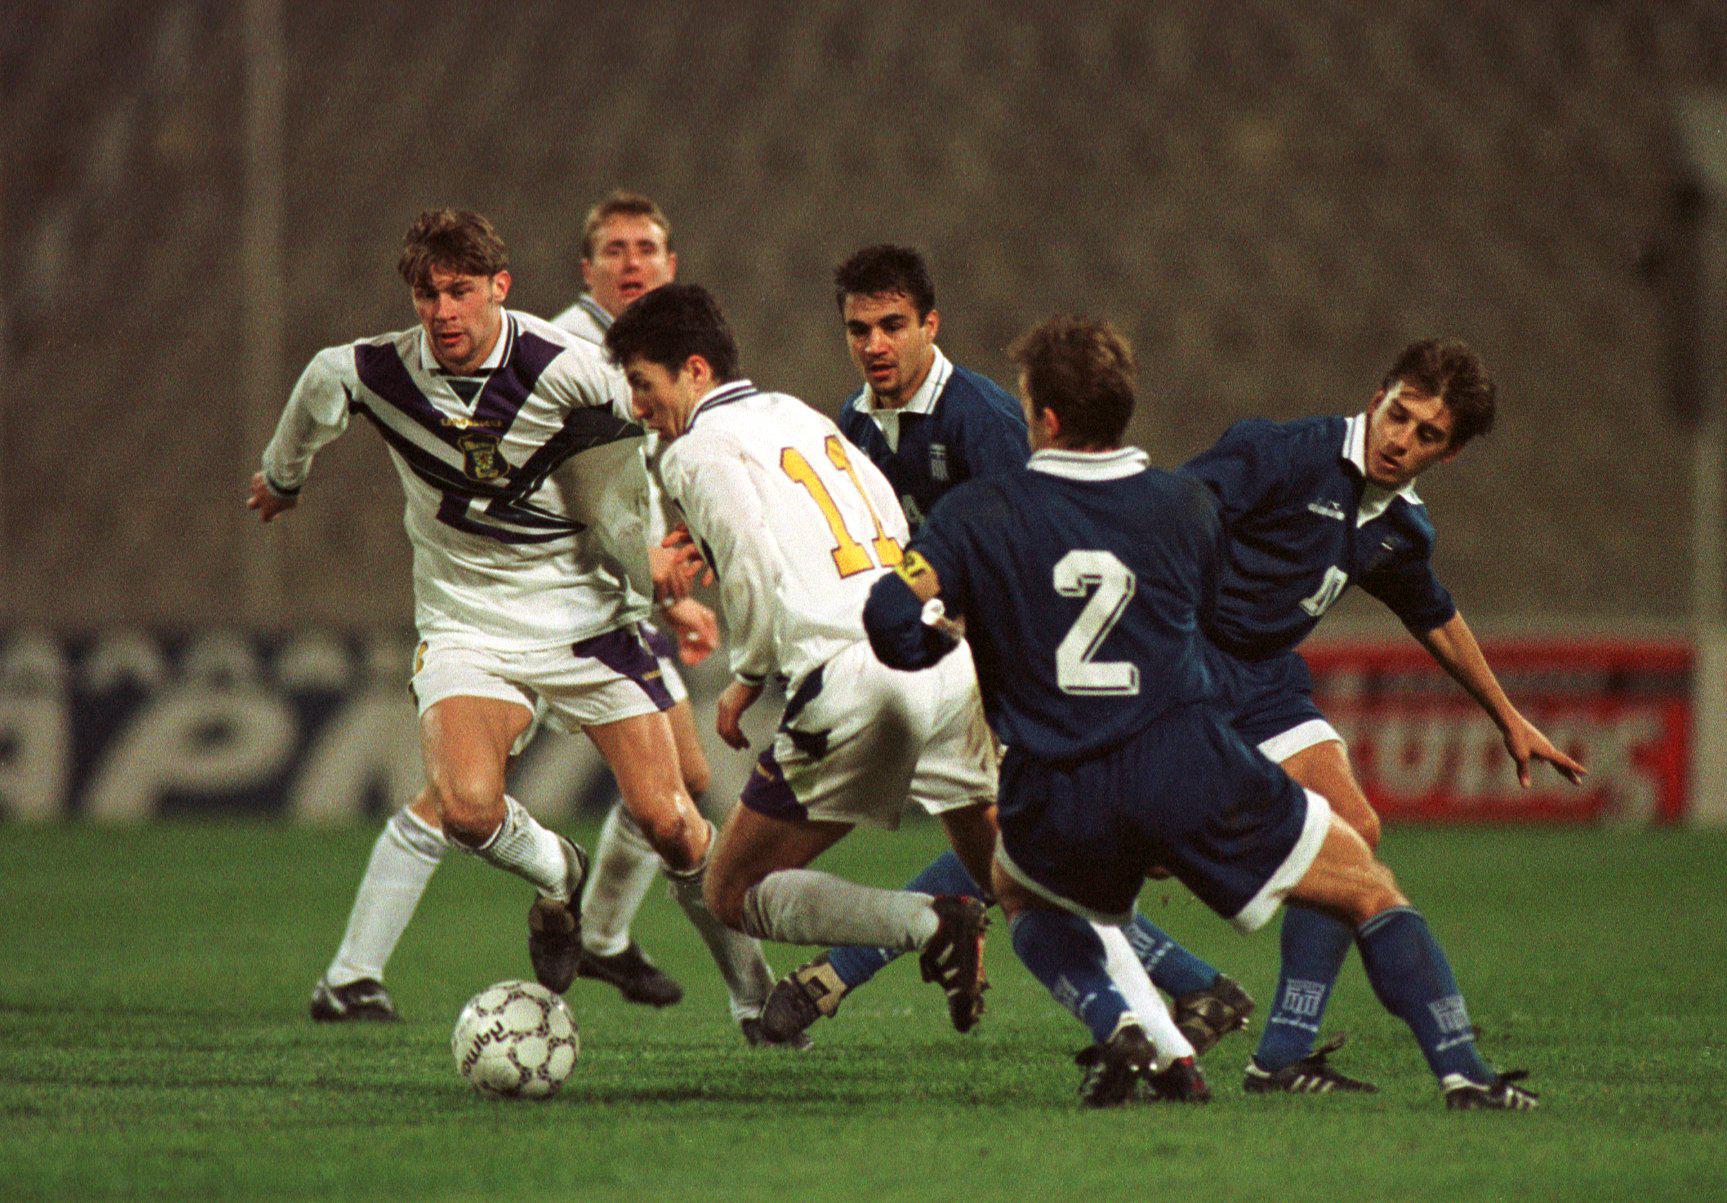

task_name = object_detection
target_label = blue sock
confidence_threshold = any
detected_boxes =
[826,851,983,989]
[1355,906,1491,1082]
[1008,908,1133,1045]
[1252,902,1354,1070]
[1125,914,1219,997]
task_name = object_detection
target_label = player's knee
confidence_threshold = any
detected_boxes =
[702,864,748,929]
[1350,860,1407,924]
[633,798,698,868]
[430,774,505,847]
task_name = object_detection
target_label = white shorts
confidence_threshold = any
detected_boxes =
[411,623,685,753]
[739,640,999,829]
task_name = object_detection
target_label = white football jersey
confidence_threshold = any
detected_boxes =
[261,310,655,649]
[656,380,909,687]
[549,291,672,543]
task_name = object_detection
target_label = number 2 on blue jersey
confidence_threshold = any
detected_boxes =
[1053,550,1139,695]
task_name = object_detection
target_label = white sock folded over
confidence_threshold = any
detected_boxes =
[471,796,578,900]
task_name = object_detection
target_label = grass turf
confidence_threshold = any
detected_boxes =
[0,822,1723,1199]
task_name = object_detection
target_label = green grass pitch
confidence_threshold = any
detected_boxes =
[1,822,1723,1199]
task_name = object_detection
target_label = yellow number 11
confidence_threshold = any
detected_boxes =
[780,436,904,577]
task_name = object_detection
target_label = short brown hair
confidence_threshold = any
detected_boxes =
[396,209,509,290]
[580,190,672,260]
[1382,339,1496,446]
[1008,317,1136,449]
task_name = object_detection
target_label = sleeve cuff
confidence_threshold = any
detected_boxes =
[262,472,301,500]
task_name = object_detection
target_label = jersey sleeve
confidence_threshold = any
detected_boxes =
[952,391,1030,481]
[660,433,788,685]
[1358,515,1457,633]
[1178,420,1290,528]
[538,338,635,421]
[260,345,358,496]
[906,487,979,619]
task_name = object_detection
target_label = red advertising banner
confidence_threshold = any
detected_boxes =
[1302,639,1692,825]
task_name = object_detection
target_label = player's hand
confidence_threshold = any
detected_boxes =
[649,543,704,602]
[659,598,719,666]
[1502,713,1587,789]
[661,524,716,587]
[716,680,763,750]
[246,471,297,523]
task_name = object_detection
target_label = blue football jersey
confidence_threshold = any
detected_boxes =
[1179,414,1456,660]
[909,447,1221,761]
[839,358,1028,531]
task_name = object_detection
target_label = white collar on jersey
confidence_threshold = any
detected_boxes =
[575,293,613,331]
[687,379,760,428]
[418,312,514,375]
[1343,400,1421,526]
[1028,446,1150,481]
[856,345,952,418]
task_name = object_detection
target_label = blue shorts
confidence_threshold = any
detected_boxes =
[1203,641,1339,761]
[993,704,1331,932]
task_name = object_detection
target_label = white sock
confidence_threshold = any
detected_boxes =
[1097,922,1195,1069]
[664,826,776,1021]
[740,869,940,950]
[470,796,578,901]
[581,803,662,957]
[325,808,446,988]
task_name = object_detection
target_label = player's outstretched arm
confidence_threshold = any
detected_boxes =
[1417,611,1587,788]
[863,551,959,670]
[251,346,357,523]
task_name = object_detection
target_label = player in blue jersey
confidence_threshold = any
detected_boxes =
[762,248,1252,1054]
[1179,340,1585,1095]
[833,245,1031,530]
[863,317,1539,1110]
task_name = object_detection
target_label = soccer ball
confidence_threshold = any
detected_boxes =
[451,980,580,1099]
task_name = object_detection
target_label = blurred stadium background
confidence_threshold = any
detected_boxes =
[2,1,1726,827]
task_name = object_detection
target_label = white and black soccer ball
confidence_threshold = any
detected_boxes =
[451,980,580,1099]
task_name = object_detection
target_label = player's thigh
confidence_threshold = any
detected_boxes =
[1289,811,1406,925]
[418,695,534,826]
[706,802,854,919]
[1279,739,1378,846]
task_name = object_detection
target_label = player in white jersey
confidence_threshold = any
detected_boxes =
[546,192,716,1006]
[249,211,787,1044]
[604,283,997,1034]
[307,194,709,1014]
